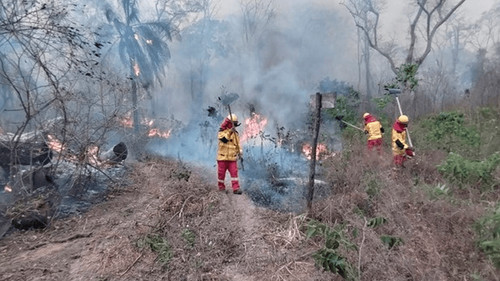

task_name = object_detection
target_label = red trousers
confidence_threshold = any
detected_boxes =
[393,154,406,166]
[367,138,382,152]
[217,160,240,191]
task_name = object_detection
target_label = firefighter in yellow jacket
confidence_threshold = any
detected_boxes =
[363,112,384,153]
[217,114,243,194]
[391,115,414,166]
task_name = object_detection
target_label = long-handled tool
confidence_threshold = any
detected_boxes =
[334,115,364,132]
[218,92,244,170]
[387,88,415,156]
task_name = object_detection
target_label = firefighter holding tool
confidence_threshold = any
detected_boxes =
[391,115,414,167]
[363,112,384,153]
[217,114,243,194]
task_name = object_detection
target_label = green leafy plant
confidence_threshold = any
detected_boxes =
[306,220,357,251]
[420,111,480,155]
[373,95,392,112]
[312,248,349,278]
[470,272,486,281]
[367,217,387,228]
[305,220,357,279]
[419,183,452,200]
[365,177,380,198]
[475,205,500,269]
[437,152,500,189]
[137,234,173,268]
[380,235,404,249]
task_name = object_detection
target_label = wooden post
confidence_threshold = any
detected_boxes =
[307,93,322,213]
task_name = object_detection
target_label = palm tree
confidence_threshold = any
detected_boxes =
[104,0,177,132]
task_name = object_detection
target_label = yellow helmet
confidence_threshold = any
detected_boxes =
[398,115,409,124]
[227,114,238,122]
[363,113,370,118]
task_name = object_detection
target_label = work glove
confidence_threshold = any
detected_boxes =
[380,127,385,134]
[220,137,229,143]
[405,148,414,157]
[364,130,369,135]
[395,139,404,150]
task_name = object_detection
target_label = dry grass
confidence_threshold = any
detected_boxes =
[0,147,499,281]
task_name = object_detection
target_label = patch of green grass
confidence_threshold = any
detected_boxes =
[181,228,196,248]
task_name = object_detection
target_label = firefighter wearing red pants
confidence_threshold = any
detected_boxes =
[391,115,414,166]
[363,112,384,152]
[217,114,243,194]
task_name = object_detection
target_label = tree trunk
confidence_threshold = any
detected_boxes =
[307,93,322,213]
[131,78,140,134]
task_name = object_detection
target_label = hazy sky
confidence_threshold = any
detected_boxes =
[217,0,497,25]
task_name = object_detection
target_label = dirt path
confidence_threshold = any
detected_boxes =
[220,192,268,281]
[0,181,163,281]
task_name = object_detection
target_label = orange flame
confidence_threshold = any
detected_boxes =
[148,128,171,138]
[47,134,65,153]
[241,113,268,143]
[302,143,329,160]
[86,145,100,165]
[133,62,140,76]
[143,118,171,139]
[119,115,133,128]
[119,116,171,139]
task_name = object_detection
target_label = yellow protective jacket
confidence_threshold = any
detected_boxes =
[391,121,408,156]
[217,123,242,161]
[364,121,383,141]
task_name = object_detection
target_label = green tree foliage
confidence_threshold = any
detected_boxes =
[384,63,419,91]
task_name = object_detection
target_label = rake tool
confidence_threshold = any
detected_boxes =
[334,115,364,132]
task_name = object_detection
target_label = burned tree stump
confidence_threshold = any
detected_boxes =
[99,142,128,164]
[11,213,48,230]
